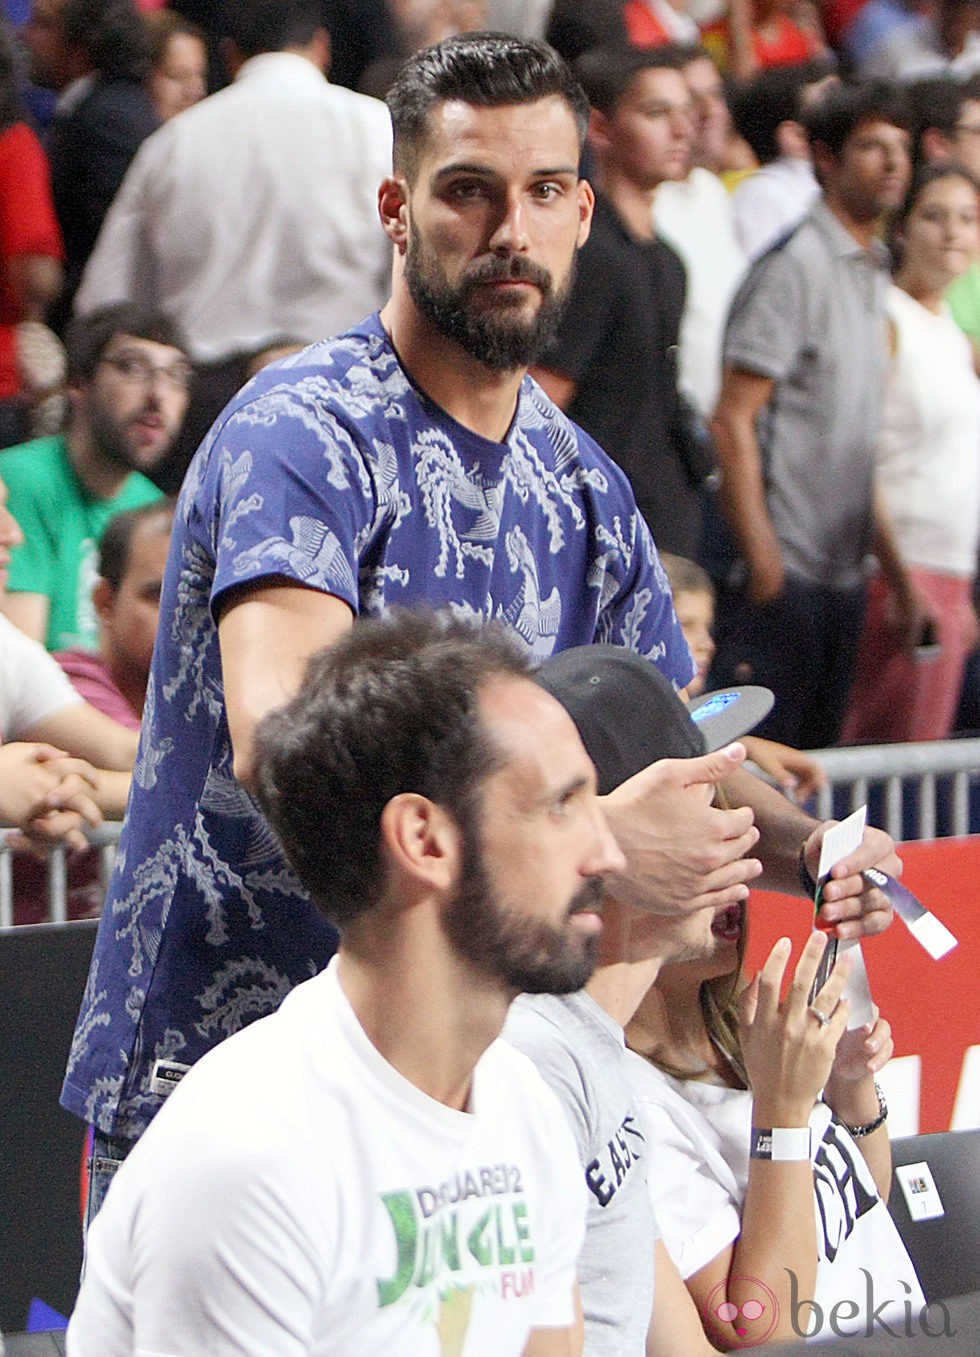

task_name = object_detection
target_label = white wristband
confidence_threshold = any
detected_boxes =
[750,1126,812,1161]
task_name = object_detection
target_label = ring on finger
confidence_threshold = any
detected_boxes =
[809,1005,832,1027]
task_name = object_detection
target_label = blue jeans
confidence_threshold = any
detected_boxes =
[85,1130,134,1234]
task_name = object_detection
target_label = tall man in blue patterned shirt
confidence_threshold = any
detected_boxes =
[65,33,895,1221]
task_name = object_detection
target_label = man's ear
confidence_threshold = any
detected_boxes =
[921,126,954,164]
[587,106,612,157]
[379,176,410,252]
[809,139,835,188]
[577,176,595,248]
[380,793,461,893]
[92,576,115,624]
[776,117,808,159]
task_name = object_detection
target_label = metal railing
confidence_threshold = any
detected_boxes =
[3,739,980,925]
[810,738,980,842]
[0,822,122,928]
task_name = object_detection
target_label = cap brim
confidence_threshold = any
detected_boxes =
[687,686,775,752]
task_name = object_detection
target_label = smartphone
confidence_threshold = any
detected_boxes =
[808,881,838,1005]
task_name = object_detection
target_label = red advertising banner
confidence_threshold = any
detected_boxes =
[747,837,979,1133]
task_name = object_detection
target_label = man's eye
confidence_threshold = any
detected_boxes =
[449,181,487,200]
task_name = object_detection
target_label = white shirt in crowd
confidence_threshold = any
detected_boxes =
[75,53,393,364]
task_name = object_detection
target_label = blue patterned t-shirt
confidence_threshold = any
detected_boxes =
[62,314,694,1138]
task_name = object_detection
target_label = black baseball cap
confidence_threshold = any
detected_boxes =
[534,645,773,795]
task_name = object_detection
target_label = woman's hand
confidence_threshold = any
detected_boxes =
[739,931,851,1128]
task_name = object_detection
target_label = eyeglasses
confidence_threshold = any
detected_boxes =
[100,352,193,393]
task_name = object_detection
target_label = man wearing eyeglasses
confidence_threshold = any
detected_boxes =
[0,302,189,651]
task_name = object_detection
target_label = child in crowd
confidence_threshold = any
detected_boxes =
[663,552,828,801]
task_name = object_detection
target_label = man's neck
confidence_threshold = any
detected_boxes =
[380,294,526,443]
[596,165,658,241]
[100,650,147,722]
[822,191,881,251]
[67,420,129,501]
[336,918,513,1112]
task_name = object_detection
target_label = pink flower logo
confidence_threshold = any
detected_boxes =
[703,1276,779,1346]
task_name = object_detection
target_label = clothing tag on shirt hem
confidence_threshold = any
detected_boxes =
[150,1059,191,1098]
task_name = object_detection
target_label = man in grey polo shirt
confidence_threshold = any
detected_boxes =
[708,81,912,749]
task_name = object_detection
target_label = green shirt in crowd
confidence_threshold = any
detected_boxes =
[0,435,162,651]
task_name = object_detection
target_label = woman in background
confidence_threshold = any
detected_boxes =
[146,9,207,121]
[844,162,980,743]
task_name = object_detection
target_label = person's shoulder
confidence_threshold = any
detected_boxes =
[120,471,165,506]
[0,435,66,482]
[83,76,158,131]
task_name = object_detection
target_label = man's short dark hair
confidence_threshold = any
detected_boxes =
[907,72,980,160]
[98,497,175,590]
[61,0,151,82]
[573,44,688,119]
[253,610,532,929]
[65,304,187,384]
[386,32,590,180]
[802,78,911,159]
[732,59,836,165]
[221,0,322,59]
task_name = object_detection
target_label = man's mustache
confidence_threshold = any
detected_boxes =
[464,255,553,290]
[568,877,605,917]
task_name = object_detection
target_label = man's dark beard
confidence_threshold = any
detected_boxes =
[405,223,573,373]
[443,829,602,994]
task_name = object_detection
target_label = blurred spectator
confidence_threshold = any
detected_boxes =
[729,60,834,259]
[10,497,174,923]
[0,471,137,853]
[545,0,630,64]
[24,0,159,333]
[662,549,828,797]
[909,73,980,340]
[654,48,747,419]
[0,16,64,448]
[708,82,912,749]
[356,0,487,99]
[75,0,393,492]
[843,163,980,742]
[0,303,185,650]
[56,497,174,724]
[484,0,551,38]
[145,7,205,119]
[317,0,402,90]
[623,0,700,46]
[534,46,708,557]
[702,0,828,80]
[848,0,980,80]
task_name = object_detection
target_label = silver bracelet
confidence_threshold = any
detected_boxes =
[841,1083,888,1138]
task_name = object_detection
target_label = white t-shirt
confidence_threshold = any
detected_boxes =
[68,961,586,1357]
[877,284,980,576]
[731,158,820,263]
[0,613,81,742]
[626,1050,925,1338]
[654,168,747,417]
[75,53,393,363]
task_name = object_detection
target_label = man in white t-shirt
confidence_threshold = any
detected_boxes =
[68,609,627,1357]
